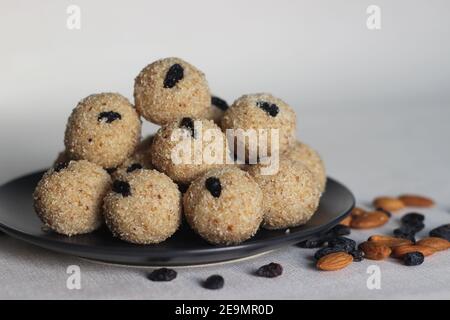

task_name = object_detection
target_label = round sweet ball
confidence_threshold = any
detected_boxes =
[283,140,326,192]
[33,160,111,236]
[151,117,230,184]
[247,159,321,230]
[64,93,142,168]
[221,93,296,157]
[103,169,182,244]
[134,57,211,125]
[112,134,154,179]
[183,167,263,245]
[207,95,229,124]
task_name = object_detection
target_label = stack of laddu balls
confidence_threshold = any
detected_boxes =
[33,57,326,245]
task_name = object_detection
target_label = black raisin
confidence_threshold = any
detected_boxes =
[54,162,69,172]
[399,221,424,233]
[205,177,221,198]
[401,212,425,225]
[178,183,189,194]
[203,275,224,290]
[297,238,326,249]
[393,228,416,243]
[98,111,121,123]
[403,252,424,266]
[126,163,143,173]
[211,96,229,111]
[148,268,177,281]
[375,207,392,217]
[328,237,356,253]
[255,262,283,278]
[350,249,365,262]
[180,117,196,138]
[256,101,279,117]
[324,225,351,238]
[112,180,131,197]
[429,224,450,241]
[105,167,117,174]
[163,63,184,88]
[314,246,346,260]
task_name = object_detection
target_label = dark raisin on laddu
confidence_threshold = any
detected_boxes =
[211,96,229,111]
[203,275,224,290]
[256,101,279,117]
[106,167,117,175]
[205,177,221,198]
[98,111,121,123]
[180,117,196,138]
[163,63,184,88]
[54,162,69,172]
[255,262,283,278]
[112,180,131,197]
[148,268,177,282]
[126,163,143,173]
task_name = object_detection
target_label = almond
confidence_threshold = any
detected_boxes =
[398,194,435,208]
[350,207,366,217]
[368,235,413,248]
[340,215,352,226]
[316,252,353,271]
[416,237,450,251]
[350,211,389,229]
[373,197,405,211]
[359,241,391,260]
[391,244,436,258]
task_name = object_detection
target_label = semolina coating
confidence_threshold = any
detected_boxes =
[183,167,263,245]
[283,140,327,192]
[247,159,321,230]
[103,169,181,244]
[134,57,211,125]
[112,134,154,180]
[64,93,142,168]
[221,93,296,158]
[33,160,111,236]
[151,118,231,184]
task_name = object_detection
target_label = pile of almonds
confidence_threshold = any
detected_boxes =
[314,194,450,271]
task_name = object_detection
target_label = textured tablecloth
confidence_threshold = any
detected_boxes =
[0,105,449,300]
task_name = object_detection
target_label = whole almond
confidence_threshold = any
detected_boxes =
[373,197,405,212]
[351,207,366,217]
[316,252,353,271]
[368,235,413,248]
[416,237,450,251]
[392,245,436,258]
[340,215,352,226]
[398,194,435,208]
[350,211,389,229]
[359,241,391,260]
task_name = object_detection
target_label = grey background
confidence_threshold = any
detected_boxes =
[0,0,449,299]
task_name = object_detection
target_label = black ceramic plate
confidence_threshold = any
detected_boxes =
[0,170,354,266]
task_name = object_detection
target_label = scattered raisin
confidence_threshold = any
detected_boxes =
[112,180,131,197]
[126,163,143,173]
[350,249,365,262]
[98,111,121,123]
[54,162,69,172]
[403,252,424,266]
[180,117,196,138]
[211,96,229,111]
[203,275,224,290]
[205,177,221,198]
[393,228,416,243]
[297,238,326,249]
[148,268,177,281]
[429,224,450,241]
[325,224,351,238]
[255,262,283,278]
[163,63,184,88]
[328,237,356,253]
[401,212,425,225]
[256,101,279,117]
[314,246,346,260]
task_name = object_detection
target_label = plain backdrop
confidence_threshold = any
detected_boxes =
[1,0,449,185]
